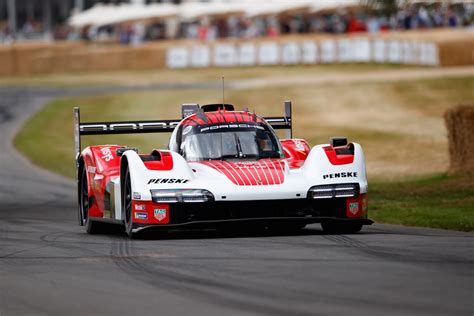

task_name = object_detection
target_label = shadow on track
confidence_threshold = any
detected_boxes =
[89,222,335,240]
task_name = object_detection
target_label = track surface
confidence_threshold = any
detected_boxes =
[0,86,473,316]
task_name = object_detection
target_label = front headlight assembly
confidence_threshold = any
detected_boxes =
[308,183,360,199]
[150,189,214,203]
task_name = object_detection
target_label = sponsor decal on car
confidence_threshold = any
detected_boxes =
[148,178,190,184]
[361,194,368,216]
[80,121,179,133]
[87,166,96,174]
[293,139,306,151]
[154,209,167,221]
[133,192,142,200]
[349,202,359,215]
[134,212,148,219]
[135,204,146,211]
[200,124,264,133]
[183,125,193,135]
[323,172,358,180]
[234,161,262,169]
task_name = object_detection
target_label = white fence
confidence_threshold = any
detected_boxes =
[166,38,439,69]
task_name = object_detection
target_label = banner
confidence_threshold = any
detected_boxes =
[214,44,237,67]
[165,38,440,69]
[191,46,210,68]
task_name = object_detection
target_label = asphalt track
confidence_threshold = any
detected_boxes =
[0,86,473,316]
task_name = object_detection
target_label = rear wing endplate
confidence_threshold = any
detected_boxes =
[74,101,292,162]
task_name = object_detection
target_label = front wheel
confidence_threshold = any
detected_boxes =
[321,221,362,234]
[80,167,101,234]
[122,166,135,238]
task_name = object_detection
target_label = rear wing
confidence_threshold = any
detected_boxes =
[74,101,292,161]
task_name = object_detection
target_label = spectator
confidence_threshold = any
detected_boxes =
[3,2,473,45]
[366,14,380,33]
[447,9,458,28]
[197,23,208,41]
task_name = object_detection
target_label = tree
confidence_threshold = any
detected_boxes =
[361,0,399,17]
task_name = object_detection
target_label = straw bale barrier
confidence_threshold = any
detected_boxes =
[437,38,474,67]
[0,46,15,76]
[0,29,472,76]
[444,105,474,174]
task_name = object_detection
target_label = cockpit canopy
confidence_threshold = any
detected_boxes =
[169,116,284,161]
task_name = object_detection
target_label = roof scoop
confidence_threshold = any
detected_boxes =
[330,137,348,148]
[201,104,235,112]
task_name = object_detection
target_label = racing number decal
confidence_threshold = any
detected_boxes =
[100,147,114,162]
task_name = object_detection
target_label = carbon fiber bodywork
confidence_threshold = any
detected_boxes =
[132,198,373,232]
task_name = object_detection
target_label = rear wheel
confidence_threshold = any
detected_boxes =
[321,221,362,234]
[80,167,101,234]
[123,167,135,238]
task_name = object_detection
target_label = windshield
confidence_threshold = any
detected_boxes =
[180,124,283,161]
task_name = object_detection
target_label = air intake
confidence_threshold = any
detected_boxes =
[201,104,235,112]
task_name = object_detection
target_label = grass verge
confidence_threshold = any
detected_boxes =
[0,63,411,87]
[370,174,474,232]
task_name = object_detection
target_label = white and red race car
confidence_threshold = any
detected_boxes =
[74,102,372,238]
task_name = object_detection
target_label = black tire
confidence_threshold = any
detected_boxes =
[321,221,363,234]
[80,167,101,234]
[123,166,135,238]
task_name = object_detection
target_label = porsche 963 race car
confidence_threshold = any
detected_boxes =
[74,102,372,238]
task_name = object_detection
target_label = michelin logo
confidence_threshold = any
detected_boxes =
[323,172,358,180]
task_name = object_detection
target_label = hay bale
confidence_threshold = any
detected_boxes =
[48,42,86,73]
[444,105,474,174]
[85,47,128,72]
[437,38,474,67]
[125,45,167,69]
[11,44,46,75]
[0,47,15,76]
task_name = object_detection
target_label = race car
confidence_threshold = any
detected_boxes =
[74,101,372,238]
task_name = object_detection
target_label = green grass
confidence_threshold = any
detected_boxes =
[370,174,474,232]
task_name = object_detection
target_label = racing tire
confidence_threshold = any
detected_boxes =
[321,221,363,234]
[80,167,102,234]
[122,166,135,239]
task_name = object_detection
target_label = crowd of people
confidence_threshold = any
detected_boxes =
[180,3,472,42]
[1,2,473,45]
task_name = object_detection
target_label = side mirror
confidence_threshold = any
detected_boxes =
[182,104,199,118]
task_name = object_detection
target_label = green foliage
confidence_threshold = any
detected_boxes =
[361,0,399,16]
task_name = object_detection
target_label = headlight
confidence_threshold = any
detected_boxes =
[150,189,214,203]
[308,183,359,199]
